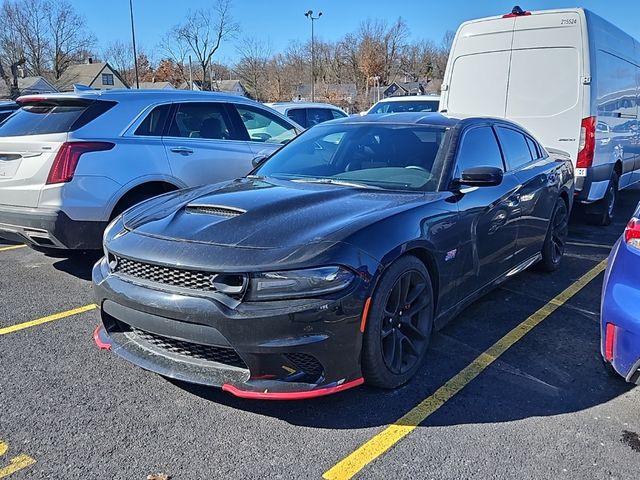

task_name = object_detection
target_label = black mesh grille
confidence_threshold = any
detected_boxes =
[132,328,248,369]
[113,257,218,291]
[286,353,324,375]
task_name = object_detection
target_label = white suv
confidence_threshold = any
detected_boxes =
[266,102,348,129]
[0,90,301,251]
[365,95,441,115]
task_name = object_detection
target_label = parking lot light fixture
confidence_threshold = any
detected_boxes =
[304,9,322,102]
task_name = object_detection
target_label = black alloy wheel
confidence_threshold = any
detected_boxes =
[362,256,434,388]
[537,198,569,272]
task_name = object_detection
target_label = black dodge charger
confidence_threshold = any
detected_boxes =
[93,113,574,399]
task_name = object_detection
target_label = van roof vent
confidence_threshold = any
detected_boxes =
[503,5,531,18]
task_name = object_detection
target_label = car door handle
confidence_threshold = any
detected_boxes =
[170,147,194,155]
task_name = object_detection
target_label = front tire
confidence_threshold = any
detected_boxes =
[362,256,434,389]
[537,197,569,272]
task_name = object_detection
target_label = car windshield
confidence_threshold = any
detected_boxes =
[255,123,449,192]
[369,100,440,114]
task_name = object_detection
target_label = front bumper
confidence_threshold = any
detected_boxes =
[0,204,106,250]
[92,257,368,399]
[600,238,640,383]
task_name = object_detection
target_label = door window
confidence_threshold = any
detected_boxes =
[286,108,307,128]
[455,126,504,176]
[235,105,297,144]
[496,127,533,170]
[167,102,235,140]
[307,108,334,127]
[331,109,348,119]
[134,104,171,136]
[525,135,542,160]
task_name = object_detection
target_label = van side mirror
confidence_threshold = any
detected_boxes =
[251,155,268,168]
[459,166,503,187]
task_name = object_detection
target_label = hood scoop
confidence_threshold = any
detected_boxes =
[185,203,246,217]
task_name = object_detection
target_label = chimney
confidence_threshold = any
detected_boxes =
[87,57,93,64]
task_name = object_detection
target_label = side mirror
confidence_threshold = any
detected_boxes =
[251,155,268,168]
[459,166,503,187]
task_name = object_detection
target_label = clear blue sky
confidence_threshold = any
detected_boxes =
[72,0,640,64]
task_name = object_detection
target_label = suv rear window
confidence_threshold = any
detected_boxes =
[0,99,115,137]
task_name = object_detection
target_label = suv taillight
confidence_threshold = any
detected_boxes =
[624,217,640,249]
[577,116,596,168]
[46,141,114,185]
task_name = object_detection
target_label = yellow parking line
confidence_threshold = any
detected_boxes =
[0,245,26,253]
[0,441,36,478]
[0,304,97,336]
[323,260,607,480]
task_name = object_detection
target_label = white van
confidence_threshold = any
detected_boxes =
[440,6,640,224]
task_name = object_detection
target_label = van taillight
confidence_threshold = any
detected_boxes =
[46,141,114,185]
[576,116,596,168]
[624,217,640,249]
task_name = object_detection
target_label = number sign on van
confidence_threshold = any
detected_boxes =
[561,18,577,25]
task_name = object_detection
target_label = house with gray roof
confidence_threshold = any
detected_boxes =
[0,75,58,99]
[56,60,128,92]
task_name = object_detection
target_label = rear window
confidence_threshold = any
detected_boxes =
[369,100,439,114]
[0,99,114,137]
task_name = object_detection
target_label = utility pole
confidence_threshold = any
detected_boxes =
[189,55,193,90]
[129,0,140,88]
[304,10,322,102]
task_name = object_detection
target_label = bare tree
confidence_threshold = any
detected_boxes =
[2,0,49,75]
[234,37,270,101]
[171,0,239,89]
[48,0,95,79]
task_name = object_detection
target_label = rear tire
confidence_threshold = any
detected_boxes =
[110,192,158,221]
[537,197,569,272]
[362,256,434,389]
[588,171,618,226]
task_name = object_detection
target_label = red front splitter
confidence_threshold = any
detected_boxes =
[93,324,112,350]
[222,377,365,400]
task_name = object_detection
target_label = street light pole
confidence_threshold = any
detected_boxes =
[129,0,140,89]
[304,10,322,102]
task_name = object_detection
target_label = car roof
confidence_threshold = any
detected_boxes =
[374,95,441,104]
[328,112,529,130]
[330,112,459,127]
[267,102,343,109]
[16,89,261,105]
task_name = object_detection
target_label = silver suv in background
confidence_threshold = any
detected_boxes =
[266,102,348,129]
[0,90,301,251]
[365,95,441,115]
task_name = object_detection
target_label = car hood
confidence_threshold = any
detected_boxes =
[122,177,444,249]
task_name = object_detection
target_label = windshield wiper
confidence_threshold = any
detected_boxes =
[291,178,382,190]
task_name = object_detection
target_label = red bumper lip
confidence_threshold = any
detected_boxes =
[93,325,112,350]
[222,377,365,400]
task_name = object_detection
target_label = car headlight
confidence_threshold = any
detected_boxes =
[245,266,354,301]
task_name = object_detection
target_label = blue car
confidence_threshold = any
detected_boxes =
[601,202,640,383]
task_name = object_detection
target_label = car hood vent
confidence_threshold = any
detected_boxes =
[185,203,246,217]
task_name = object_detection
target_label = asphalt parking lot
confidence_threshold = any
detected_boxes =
[1,189,639,480]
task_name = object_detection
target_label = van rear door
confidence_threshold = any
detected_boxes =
[506,11,585,161]
[444,17,515,117]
